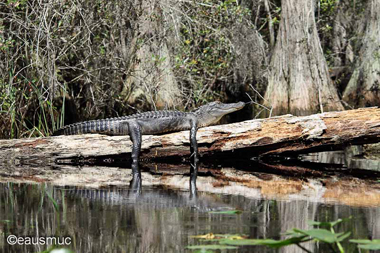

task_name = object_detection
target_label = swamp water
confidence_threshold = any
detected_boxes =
[1,146,380,252]
[0,182,379,253]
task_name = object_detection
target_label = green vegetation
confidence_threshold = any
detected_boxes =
[173,0,252,103]
[1,183,71,252]
[0,0,267,139]
[350,239,380,250]
[0,0,378,138]
[187,217,380,252]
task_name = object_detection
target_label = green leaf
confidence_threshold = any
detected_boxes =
[337,232,351,242]
[350,239,380,250]
[294,229,343,243]
[350,239,373,243]
[213,234,248,240]
[286,229,305,237]
[45,190,59,212]
[308,217,352,228]
[186,245,237,250]
[208,210,242,215]
[219,237,308,248]
[308,220,332,227]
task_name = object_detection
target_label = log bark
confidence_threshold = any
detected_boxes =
[1,108,380,166]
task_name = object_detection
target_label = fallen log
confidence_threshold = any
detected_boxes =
[1,107,380,166]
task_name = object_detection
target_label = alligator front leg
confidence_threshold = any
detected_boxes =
[189,119,199,197]
[127,121,142,193]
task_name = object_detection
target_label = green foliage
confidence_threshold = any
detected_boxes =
[219,237,309,248]
[350,239,380,250]
[174,0,252,103]
[187,217,380,252]
[44,188,60,212]
[293,229,350,244]
[0,0,265,138]
[256,3,281,42]
[0,36,14,51]
[317,0,338,67]
[0,76,65,138]
[307,217,350,228]
[320,0,337,16]
[0,0,140,138]
[6,0,27,9]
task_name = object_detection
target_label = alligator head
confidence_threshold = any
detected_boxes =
[194,101,245,127]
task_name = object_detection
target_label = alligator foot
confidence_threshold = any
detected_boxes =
[190,162,198,198]
[129,170,142,195]
[189,121,199,197]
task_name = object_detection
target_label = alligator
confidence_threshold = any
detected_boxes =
[54,101,245,195]
[64,186,234,212]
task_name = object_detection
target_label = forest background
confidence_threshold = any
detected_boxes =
[0,0,379,139]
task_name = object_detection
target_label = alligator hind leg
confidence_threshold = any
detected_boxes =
[128,121,142,193]
[189,120,199,197]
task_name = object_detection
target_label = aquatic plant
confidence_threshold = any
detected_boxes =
[187,217,380,252]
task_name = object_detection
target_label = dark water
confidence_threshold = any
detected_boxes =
[0,183,379,253]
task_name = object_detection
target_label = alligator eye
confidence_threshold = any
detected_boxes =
[213,101,221,107]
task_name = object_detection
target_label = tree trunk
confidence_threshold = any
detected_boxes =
[264,0,343,116]
[278,201,317,253]
[327,0,357,93]
[342,0,380,107]
[264,0,275,49]
[125,0,182,109]
[331,0,356,68]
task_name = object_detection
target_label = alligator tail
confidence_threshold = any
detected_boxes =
[53,119,122,136]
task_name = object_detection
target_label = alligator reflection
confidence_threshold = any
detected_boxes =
[1,183,379,253]
[66,185,230,212]
[129,163,198,197]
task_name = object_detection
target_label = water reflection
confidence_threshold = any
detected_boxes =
[300,145,380,172]
[0,183,378,253]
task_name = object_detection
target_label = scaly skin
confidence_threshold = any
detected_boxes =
[54,101,245,136]
[54,101,245,196]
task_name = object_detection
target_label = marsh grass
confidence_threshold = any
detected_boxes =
[0,79,65,138]
[0,0,267,139]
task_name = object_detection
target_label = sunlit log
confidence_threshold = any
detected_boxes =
[1,107,380,165]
